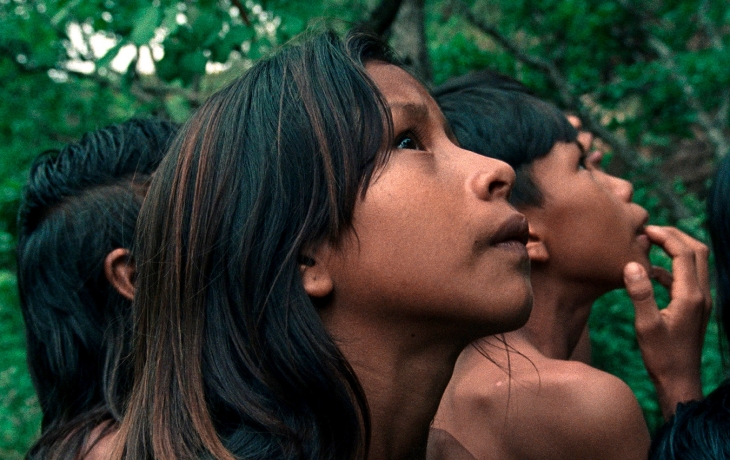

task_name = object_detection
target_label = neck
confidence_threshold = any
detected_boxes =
[324,314,465,460]
[520,269,603,360]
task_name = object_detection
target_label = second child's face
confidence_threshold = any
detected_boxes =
[524,141,651,290]
[321,61,533,343]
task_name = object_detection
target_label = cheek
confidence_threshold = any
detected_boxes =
[351,197,468,279]
[355,174,469,261]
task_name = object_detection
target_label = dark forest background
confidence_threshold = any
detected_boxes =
[1,0,729,456]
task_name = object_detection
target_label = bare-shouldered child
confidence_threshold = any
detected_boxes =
[430,73,710,460]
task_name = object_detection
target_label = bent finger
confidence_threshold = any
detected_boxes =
[650,266,673,290]
[645,226,702,302]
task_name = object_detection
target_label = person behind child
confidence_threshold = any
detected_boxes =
[16,118,177,459]
[647,152,730,460]
[428,71,710,460]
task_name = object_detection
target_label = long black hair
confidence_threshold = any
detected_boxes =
[115,31,397,460]
[16,118,177,459]
[433,70,577,208]
[708,153,730,354]
[648,154,730,459]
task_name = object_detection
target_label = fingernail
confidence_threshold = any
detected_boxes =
[625,262,645,281]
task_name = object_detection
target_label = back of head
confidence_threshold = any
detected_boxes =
[708,153,730,349]
[433,70,577,207]
[16,118,177,455]
[648,380,730,460]
[118,31,395,460]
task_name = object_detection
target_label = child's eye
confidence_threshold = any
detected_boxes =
[396,133,421,150]
[578,155,587,169]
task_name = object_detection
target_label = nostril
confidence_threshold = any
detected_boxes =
[489,179,510,198]
[469,172,513,201]
[467,155,515,200]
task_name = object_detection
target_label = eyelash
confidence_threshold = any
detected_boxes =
[395,130,423,151]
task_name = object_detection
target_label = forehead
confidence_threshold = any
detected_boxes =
[365,61,438,114]
[528,142,582,192]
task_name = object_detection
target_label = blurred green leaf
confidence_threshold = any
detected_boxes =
[130,5,162,46]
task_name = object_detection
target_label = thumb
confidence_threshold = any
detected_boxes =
[624,262,660,331]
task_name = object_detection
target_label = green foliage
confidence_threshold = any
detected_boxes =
[0,0,728,455]
[0,271,39,460]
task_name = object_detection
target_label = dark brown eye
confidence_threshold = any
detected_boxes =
[396,133,420,150]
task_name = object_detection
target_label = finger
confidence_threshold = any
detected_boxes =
[683,237,711,313]
[624,262,661,331]
[644,226,702,302]
[650,266,673,290]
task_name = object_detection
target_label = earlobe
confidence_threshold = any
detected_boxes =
[299,247,335,299]
[104,248,136,301]
[526,225,550,263]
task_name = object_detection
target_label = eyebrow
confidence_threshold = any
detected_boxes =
[390,102,429,123]
[390,100,457,144]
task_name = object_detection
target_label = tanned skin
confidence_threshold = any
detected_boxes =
[429,121,710,460]
[309,61,533,460]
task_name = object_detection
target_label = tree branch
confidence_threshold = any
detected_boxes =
[230,0,251,26]
[449,0,576,108]
[1,43,204,109]
[647,37,730,158]
[615,0,730,158]
[360,0,406,36]
[698,0,724,52]
[451,0,691,220]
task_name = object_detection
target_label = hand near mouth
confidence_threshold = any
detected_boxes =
[622,225,711,421]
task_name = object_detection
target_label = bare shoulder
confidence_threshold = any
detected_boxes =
[508,359,650,460]
[433,345,650,460]
[543,360,647,427]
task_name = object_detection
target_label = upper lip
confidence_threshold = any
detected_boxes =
[490,214,529,246]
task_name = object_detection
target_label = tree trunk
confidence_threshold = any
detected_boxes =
[389,0,432,84]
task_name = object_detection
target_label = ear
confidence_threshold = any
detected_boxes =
[104,248,136,301]
[299,245,334,299]
[526,222,550,263]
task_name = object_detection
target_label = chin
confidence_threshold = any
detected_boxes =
[499,288,534,334]
[514,292,534,329]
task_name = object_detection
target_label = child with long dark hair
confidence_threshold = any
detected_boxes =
[111,31,534,460]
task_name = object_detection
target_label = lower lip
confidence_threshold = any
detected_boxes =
[495,240,528,256]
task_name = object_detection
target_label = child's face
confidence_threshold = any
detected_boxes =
[319,61,533,342]
[523,141,651,290]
